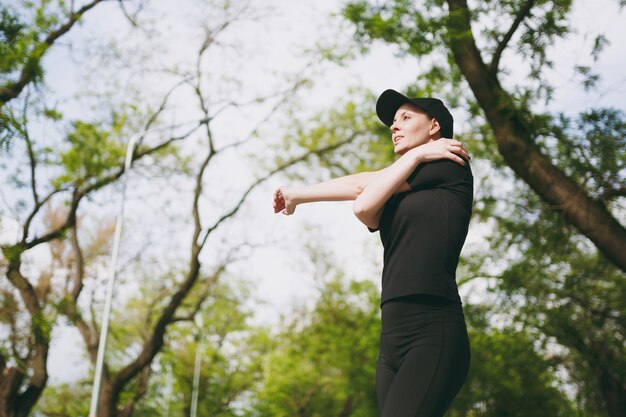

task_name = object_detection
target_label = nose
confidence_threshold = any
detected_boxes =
[390,121,399,132]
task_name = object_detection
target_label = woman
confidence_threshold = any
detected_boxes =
[273,89,473,417]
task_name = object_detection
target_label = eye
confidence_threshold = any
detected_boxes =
[403,115,410,120]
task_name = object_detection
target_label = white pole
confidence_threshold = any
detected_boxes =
[88,118,207,417]
[164,366,173,417]
[190,333,203,417]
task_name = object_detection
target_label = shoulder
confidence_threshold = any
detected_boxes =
[408,159,472,190]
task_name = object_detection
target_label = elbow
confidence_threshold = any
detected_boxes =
[353,200,379,229]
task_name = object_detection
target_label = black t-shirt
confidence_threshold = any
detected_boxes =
[369,159,473,305]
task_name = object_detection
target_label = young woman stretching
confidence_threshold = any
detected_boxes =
[273,89,473,417]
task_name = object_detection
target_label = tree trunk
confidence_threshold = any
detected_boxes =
[445,0,626,272]
[95,379,117,417]
[0,260,49,417]
[0,355,49,417]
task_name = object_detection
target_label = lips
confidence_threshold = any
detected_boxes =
[393,135,404,144]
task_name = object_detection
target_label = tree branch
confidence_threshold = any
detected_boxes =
[141,78,190,134]
[21,188,69,244]
[215,78,310,153]
[69,222,85,302]
[20,90,40,207]
[23,190,80,250]
[23,126,197,250]
[117,0,144,27]
[118,366,151,417]
[192,146,215,254]
[3,263,49,415]
[489,0,536,75]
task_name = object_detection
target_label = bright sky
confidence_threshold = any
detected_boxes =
[2,0,624,384]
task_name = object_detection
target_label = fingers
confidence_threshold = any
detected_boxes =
[274,187,295,215]
[446,151,466,166]
[273,188,285,213]
[446,140,471,161]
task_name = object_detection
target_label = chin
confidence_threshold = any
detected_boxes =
[394,142,417,156]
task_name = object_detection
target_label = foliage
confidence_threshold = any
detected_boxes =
[450,304,576,417]
[33,382,91,417]
[0,0,76,148]
[244,275,577,417]
[51,119,126,189]
[452,106,626,417]
[544,108,626,204]
[343,0,576,104]
[269,93,393,183]
[249,277,381,417]
[337,2,626,415]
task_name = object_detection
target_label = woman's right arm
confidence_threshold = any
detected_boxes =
[273,139,470,217]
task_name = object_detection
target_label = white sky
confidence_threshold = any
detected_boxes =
[2,0,624,384]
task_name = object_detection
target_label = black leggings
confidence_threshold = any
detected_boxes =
[377,294,470,417]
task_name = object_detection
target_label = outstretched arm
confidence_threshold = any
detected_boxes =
[273,170,383,215]
[273,139,470,218]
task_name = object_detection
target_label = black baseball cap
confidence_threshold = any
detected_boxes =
[376,89,454,138]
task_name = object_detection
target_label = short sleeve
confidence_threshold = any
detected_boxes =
[407,159,469,191]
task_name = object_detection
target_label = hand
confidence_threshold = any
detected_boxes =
[412,138,471,165]
[273,187,297,215]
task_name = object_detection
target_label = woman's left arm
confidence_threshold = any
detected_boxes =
[352,147,422,229]
[353,139,469,229]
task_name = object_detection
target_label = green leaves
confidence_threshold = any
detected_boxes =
[0,1,61,89]
[0,7,27,75]
[52,120,125,189]
[591,34,610,61]
[271,93,394,181]
[452,326,575,417]
[542,108,625,202]
[251,277,380,417]
[343,0,446,56]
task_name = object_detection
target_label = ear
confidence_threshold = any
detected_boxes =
[429,118,442,138]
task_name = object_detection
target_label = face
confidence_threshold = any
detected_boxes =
[390,103,439,155]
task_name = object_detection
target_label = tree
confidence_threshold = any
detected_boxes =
[34,274,267,417]
[342,0,626,271]
[337,2,625,416]
[0,1,358,416]
[133,276,269,417]
[450,104,626,417]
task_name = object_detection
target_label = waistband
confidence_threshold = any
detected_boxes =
[381,293,465,333]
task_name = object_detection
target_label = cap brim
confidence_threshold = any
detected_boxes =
[376,89,412,127]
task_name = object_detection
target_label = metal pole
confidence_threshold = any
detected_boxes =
[190,333,203,417]
[88,118,207,417]
[164,366,173,417]
[88,131,140,417]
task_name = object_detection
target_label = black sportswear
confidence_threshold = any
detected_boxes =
[376,294,470,417]
[369,159,473,304]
